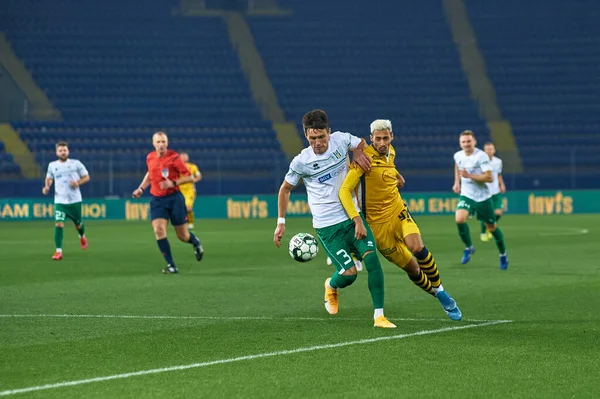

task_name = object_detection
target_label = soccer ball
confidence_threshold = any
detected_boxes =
[289,233,319,262]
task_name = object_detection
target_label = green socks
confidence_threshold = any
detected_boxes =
[457,223,473,247]
[54,226,64,250]
[491,227,506,254]
[363,252,385,309]
[77,224,85,238]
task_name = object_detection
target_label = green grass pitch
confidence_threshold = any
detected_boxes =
[1,215,599,398]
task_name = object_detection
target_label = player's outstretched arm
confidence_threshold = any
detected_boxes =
[498,173,506,193]
[42,177,53,195]
[160,156,194,189]
[133,172,150,198]
[339,166,367,239]
[193,170,203,183]
[274,180,295,248]
[160,174,193,189]
[396,171,405,188]
[463,170,493,183]
[349,138,371,172]
[452,164,461,194]
[339,165,363,220]
[71,174,90,188]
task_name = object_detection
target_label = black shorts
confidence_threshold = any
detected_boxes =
[150,191,188,226]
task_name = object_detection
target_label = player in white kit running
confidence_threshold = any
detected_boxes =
[42,141,90,260]
[273,110,396,328]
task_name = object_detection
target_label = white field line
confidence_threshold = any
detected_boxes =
[0,314,508,323]
[0,320,512,397]
[538,228,588,237]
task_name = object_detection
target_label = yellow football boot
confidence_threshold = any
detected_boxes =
[374,316,397,328]
[324,278,338,315]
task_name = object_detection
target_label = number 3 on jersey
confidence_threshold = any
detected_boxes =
[335,249,353,267]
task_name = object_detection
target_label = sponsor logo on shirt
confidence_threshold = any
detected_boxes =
[318,173,332,183]
[317,164,346,183]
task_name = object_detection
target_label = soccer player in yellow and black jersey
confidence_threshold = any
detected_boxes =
[179,152,203,230]
[339,119,462,321]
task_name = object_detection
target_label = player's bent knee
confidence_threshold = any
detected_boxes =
[403,259,420,277]
[363,251,384,272]
[403,234,424,254]
[337,273,357,288]
[408,243,423,254]
[153,226,167,238]
[486,224,497,232]
[455,210,469,223]
[176,231,189,242]
[341,266,357,276]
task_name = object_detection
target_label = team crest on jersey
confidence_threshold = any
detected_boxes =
[161,168,169,178]
[333,150,342,160]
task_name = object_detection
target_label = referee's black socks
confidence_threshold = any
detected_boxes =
[188,232,201,247]
[157,238,175,266]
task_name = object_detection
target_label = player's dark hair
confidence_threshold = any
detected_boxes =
[55,141,68,148]
[484,142,495,147]
[302,109,329,133]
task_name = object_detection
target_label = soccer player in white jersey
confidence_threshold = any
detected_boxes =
[42,141,90,260]
[273,109,396,328]
[453,131,508,270]
[480,142,506,242]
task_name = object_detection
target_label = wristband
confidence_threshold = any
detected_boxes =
[173,180,178,187]
[138,187,144,192]
[277,217,286,225]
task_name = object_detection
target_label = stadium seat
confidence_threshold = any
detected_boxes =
[0,0,598,195]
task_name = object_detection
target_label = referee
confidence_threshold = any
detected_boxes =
[133,131,204,274]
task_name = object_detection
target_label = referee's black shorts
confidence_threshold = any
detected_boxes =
[150,191,188,226]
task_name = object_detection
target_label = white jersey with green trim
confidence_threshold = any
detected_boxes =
[285,131,361,228]
[46,159,89,204]
[454,148,492,202]
[487,156,503,195]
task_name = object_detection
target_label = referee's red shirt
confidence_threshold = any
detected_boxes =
[146,150,190,197]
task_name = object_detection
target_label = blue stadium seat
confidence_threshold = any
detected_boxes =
[247,0,491,173]
[1,0,598,195]
[466,0,600,173]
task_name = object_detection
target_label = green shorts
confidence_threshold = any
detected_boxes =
[316,214,376,273]
[456,196,496,225]
[55,202,83,225]
[490,193,504,210]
